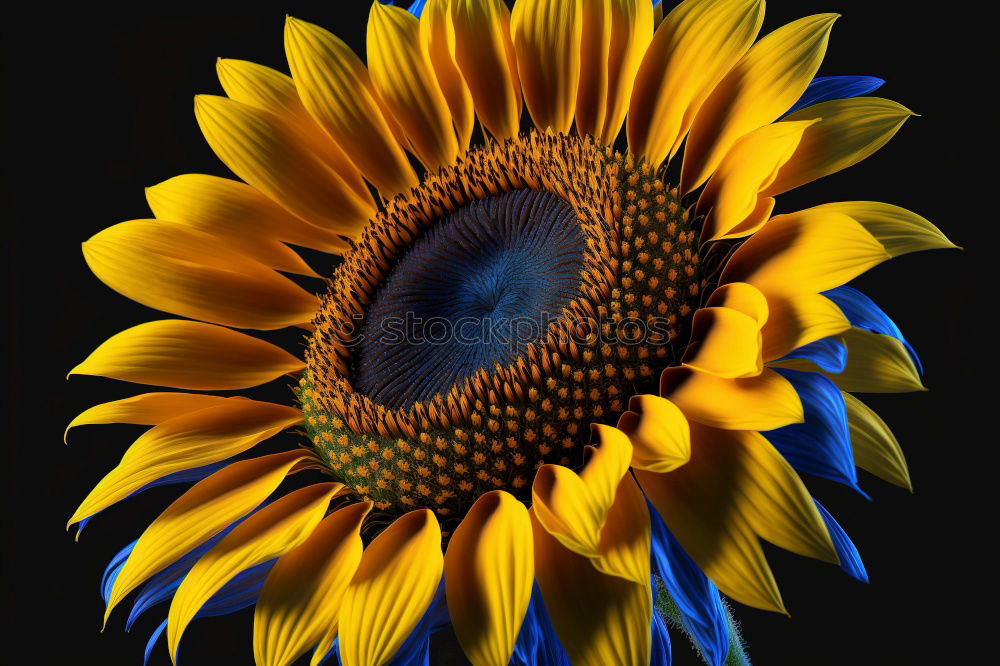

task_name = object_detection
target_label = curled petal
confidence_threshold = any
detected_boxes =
[698,120,816,240]
[661,367,803,431]
[67,400,304,528]
[764,97,916,196]
[451,0,522,139]
[720,208,890,295]
[82,219,319,330]
[628,0,764,166]
[69,320,304,390]
[253,502,371,666]
[104,451,310,621]
[682,306,763,379]
[194,94,374,235]
[167,483,342,662]
[704,282,768,326]
[368,3,460,170]
[339,510,444,666]
[511,0,583,133]
[284,17,417,196]
[760,291,850,362]
[445,491,534,666]
[682,13,838,192]
[616,394,691,473]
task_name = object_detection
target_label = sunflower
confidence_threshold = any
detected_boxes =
[67,0,956,664]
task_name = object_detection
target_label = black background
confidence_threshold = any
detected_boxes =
[1,2,992,664]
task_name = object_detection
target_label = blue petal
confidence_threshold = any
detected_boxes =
[511,583,571,666]
[824,286,923,374]
[387,577,449,666]
[651,609,672,666]
[101,539,138,604]
[775,336,847,373]
[380,0,426,18]
[143,620,168,666]
[77,459,231,537]
[786,75,885,115]
[765,369,866,495]
[653,0,664,8]
[814,500,869,583]
[648,501,729,666]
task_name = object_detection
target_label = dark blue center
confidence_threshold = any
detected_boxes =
[353,188,585,410]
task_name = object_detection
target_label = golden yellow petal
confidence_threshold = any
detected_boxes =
[445,491,533,666]
[451,0,522,139]
[82,220,319,330]
[215,58,371,204]
[64,392,231,443]
[420,0,475,150]
[284,17,417,197]
[759,291,850,362]
[660,366,803,430]
[253,502,372,666]
[681,306,763,378]
[598,0,654,143]
[530,509,651,666]
[720,208,890,295]
[103,451,310,622]
[704,281,769,326]
[765,97,916,196]
[574,0,612,139]
[805,201,959,257]
[167,483,341,663]
[368,3,460,171]
[628,0,764,166]
[681,13,838,192]
[339,510,444,666]
[67,400,304,528]
[511,0,583,133]
[616,394,691,473]
[194,94,374,235]
[68,320,304,390]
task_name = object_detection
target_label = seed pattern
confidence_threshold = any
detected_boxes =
[300,131,703,528]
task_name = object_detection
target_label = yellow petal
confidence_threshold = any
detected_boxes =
[69,320,304,390]
[698,120,817,240]
[704,281,769,326]
[842,391,912,491]
[823,328,926,393]
[146,174,347,256]
[597,0,653,143]
[253,502,372,666]
[83,220,319,330]
[167,483,341,662]
[760,291,850,362]
[104,451,310,622]
[616,394,691,473]
[660,367,803,430]
[531,425,645,583]
[628,0,764,166]
[194,94,374,235]
[530,509,651,666]
[284,17,417,197]
[339,509,444,666]
[420,0,475,150]
[64,392,230,443]
[681,13,838,192]
[368,3,460,171]
[574,0,612,139]
[511,0,583,133]
[720,208,890,295]
[451,0,522,139]
[681,306,763,378]
[215,58,371,205]
[445,491,533,666]
[806,201,959,257]
[765,98,916,196]
[68,400,304,527]
[636,423,837,613]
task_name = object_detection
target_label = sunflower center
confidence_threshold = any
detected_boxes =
[353,189,586,411]
[300,132,704,528]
